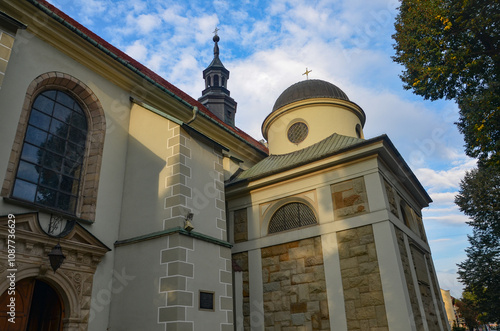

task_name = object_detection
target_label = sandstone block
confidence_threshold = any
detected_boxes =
[291,302,307,314]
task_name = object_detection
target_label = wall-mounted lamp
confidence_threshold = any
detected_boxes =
[184,212,194,232]
[48,243,65,272]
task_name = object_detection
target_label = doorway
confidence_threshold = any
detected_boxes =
[0,278,64,331]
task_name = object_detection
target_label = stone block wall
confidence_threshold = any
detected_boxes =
[0,31,14,88]
[159,234,195,330]
[232,252,250,330]
[426,255,448,330]
[261,237,330,330]
[396,228,425,331]
[164,122,192,230]
[234,208,248,243]
[383,179,398,217]
[331,177,369,220]
[336,225,388,331]
[410,244,440,331]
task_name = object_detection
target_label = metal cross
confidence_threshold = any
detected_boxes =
[213,27,219,36]
[302,67,312,79]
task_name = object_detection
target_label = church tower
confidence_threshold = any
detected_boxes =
[199,31,237,127]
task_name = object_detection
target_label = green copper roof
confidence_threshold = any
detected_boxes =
[233,133,365,182]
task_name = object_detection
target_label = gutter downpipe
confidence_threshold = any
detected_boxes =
[129,97,229,152]
[186,106,199,125]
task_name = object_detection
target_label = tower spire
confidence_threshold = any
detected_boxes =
[213,28,220,59]
[198,30,237,127]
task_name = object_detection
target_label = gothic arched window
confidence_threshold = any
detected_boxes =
[12,90,88,214]
[268,202,317,234]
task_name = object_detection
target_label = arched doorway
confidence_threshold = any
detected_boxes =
[0,278,64,331]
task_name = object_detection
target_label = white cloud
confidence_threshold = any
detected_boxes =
[125,40,148,62]
[194,15,220,44]
[415,158,476,193]
[136,14,162,34]
[425,214,470,225]
[436,270,464,298]
[428,192,458,205]
[430,238,452,243]
[161,5,189,25]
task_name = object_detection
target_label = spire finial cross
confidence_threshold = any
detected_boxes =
[213,27,219,36]
[302,67,312,80]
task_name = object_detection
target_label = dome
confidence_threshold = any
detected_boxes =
[272,79,349,112]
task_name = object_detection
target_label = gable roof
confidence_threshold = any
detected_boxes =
[24,0,268,155]
[230,133,365,183]
[227,133,432,207]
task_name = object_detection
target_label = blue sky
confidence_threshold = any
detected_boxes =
[48,0,475,298]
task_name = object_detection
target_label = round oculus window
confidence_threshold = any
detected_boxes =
[287,122,308,144]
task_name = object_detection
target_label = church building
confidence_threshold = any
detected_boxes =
[0,1,450,330]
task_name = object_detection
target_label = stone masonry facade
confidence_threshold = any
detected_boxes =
[331,177,369,220]
[426,254,448,330]
[233,208,248,243]
[410,244,440,331]
[159,233,195,329]
[396,228,425,331]
[232,252,250,330]
[0,31,15,88]
[337,225,388,331]
[261,237,330,331]
[164,122,192,230]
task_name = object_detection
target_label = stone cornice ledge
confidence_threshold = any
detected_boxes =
[115,227,232,248]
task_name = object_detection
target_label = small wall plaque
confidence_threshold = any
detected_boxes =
[199,291,214,311]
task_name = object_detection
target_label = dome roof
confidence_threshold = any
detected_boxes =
[272,79,349,112]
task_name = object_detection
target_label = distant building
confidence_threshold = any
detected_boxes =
[0,1,449,330]
[441,289,458,328]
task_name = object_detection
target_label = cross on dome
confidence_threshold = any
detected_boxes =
[302,67,312,80]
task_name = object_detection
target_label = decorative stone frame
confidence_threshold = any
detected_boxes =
[1,72,106,221]
[261,196,318,236]
[0,213,109,331]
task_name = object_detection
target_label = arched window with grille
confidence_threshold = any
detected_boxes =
[268,202,317,234]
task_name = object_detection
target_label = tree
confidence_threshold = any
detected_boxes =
[455,291,481,331]
[393,1,500,321]
[392,0,500,165]
[455,166,500,235]
[456,165,500,323]
[457,226,500,323]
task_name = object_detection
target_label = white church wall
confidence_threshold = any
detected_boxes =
[0,28,132,330]
[119,104,178,239]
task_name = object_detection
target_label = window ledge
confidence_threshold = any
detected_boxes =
[2,197,94,224]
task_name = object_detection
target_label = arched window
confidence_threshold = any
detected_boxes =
[214,74,219,87]
[2,72,106,221]
[268,202,317,234]
[12,90,87,214]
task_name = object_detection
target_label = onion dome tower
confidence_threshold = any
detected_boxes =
[198,32,237,127]
[262,79,366,155]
